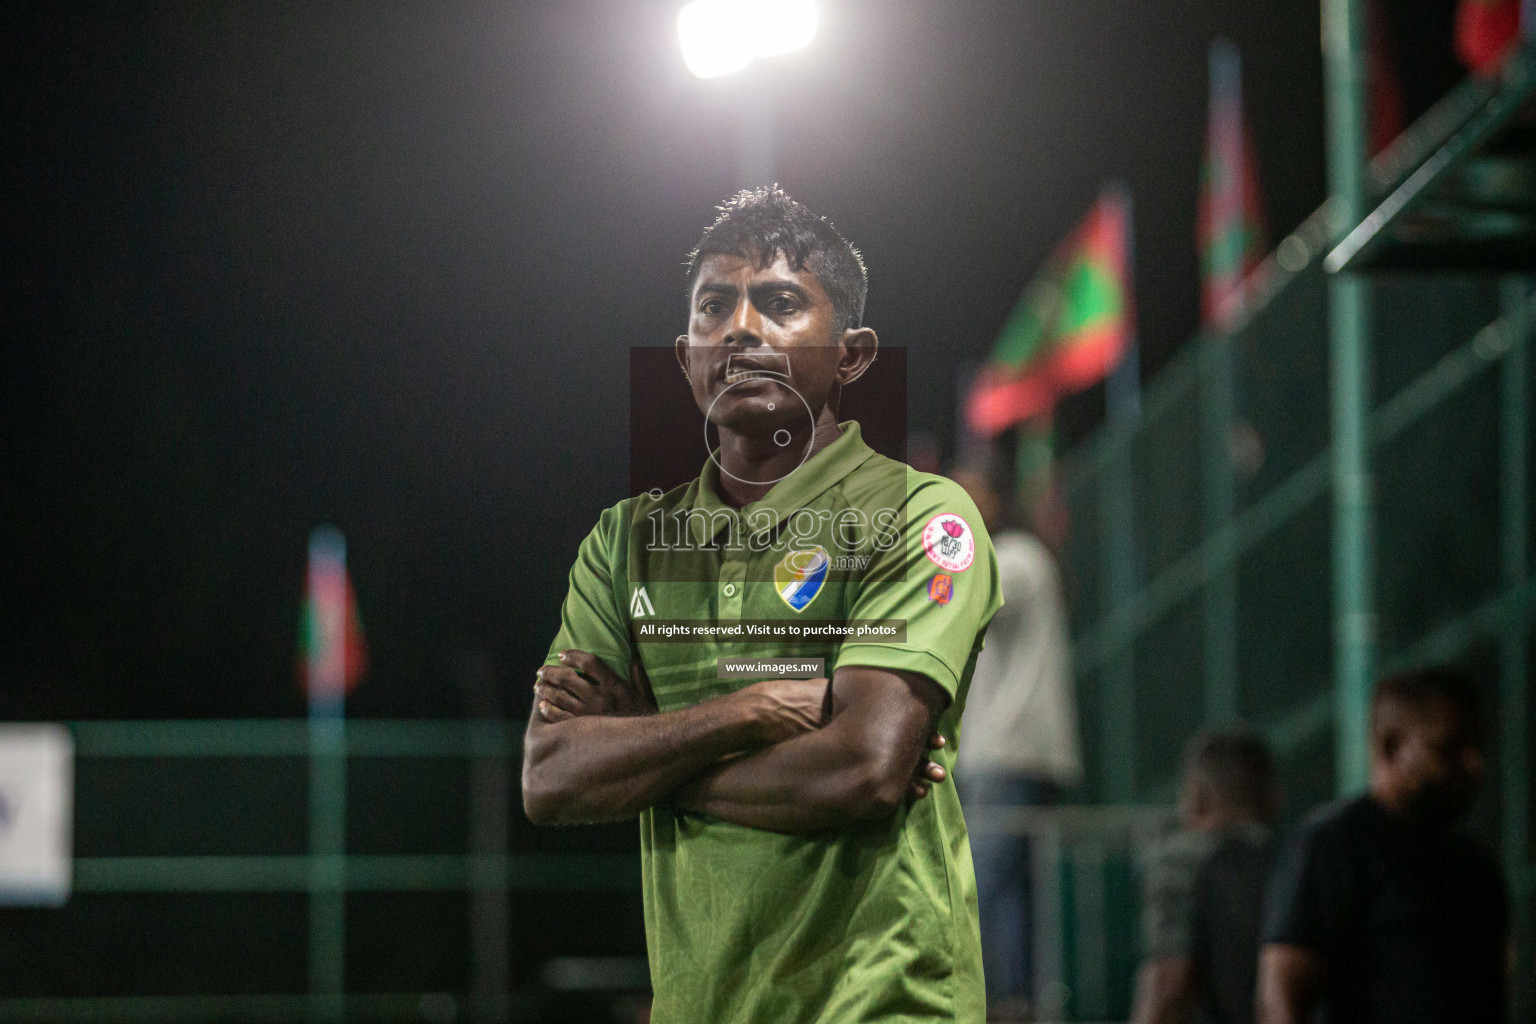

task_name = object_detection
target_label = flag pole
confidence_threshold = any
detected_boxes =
[1207,38,1246,328]
[1104,181,1140,426]
[306,525,348,1023]
[1198,41,1245,725]
[1097,180,1140,801]
[954,360,991,472]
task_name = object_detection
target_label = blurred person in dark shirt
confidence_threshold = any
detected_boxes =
[1258,666,1507,1024]
[1133,729,1279,1024]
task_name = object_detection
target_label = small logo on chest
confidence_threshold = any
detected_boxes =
[630,586,655,618]
[773,546,829,613]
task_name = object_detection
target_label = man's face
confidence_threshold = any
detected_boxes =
[1378,697,1485,826]
[677,251,850,435]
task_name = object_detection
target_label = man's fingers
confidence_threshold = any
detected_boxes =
[538,665,599,698]
[926,732,945,751]
[537,699,573,723]
[535,682,584,716]
[558,649,617,685]
[901,752,946,806]
[907,757,945,792]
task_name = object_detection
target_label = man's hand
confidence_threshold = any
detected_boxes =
[1257,944,1324,1024]
[738,676,831,742]
[522,653,773,825]
[1131,956,1196,1024]
[535,653,831,745]
[907,732,946,801]
[670,668,950,833]
[535,649,656,721]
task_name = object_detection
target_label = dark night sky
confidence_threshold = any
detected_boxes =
[4,2,1460,720]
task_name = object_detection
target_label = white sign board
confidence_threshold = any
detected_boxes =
[0,725,73,906]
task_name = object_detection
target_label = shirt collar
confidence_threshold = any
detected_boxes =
[690,421,877,546]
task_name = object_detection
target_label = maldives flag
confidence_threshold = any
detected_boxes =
[299,526,367,698]
[1198,38,1267,330]
[1367,0,1405,156]
[964,188,1132,438]
[1456,0,1521,75]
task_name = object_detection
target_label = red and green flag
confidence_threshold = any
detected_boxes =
[1367,0,1405,156]
[1198,38,1267,330]
[964,187,1133,439]
[1456,0,1521,75]
[299,525,367,699]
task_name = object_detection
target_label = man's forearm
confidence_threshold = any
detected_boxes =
[671,723,907,834]
[522,691,768,825]
[1130,958,1195,1024]
[1257,945,1323,1024]
[672,667,942,834]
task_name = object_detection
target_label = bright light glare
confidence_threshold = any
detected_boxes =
[677,0,753,79]
[678,0,819,79]
[751,0,817,58]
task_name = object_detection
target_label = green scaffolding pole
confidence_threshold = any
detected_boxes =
[305,525,349,1024]
[1323,0,1375,795]
[308,705,346,1023]
[1499,276,1532,1023]
[1099,423,1139,802]
[1200,332,1240,726]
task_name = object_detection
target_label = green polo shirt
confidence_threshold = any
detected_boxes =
[545,421,1001,1023]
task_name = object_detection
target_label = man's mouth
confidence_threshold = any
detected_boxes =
[723,352,791,384]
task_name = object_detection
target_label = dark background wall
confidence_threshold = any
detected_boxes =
[4,1,1457,721]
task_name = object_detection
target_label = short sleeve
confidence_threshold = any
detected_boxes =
[1261,823,1344,954]
[545,506,634,679]
[1141,833,1207,959]
[833,478,1002,701]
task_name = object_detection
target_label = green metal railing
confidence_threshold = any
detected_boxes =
[0,719,639,1024]
[966,804,1175,1022]
[1062,261,1534,809]
[1059,44,1536,1019]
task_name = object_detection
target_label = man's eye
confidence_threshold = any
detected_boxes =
[700,300,723,315]
[767,296,798,314]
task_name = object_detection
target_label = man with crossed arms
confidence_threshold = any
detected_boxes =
[524,188,1001,1023]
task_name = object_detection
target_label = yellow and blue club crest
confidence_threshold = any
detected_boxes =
[774,546,829,612]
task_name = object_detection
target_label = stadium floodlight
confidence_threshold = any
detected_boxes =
[748,0,818,58]
[677,0,754,79]
[677,0,819,79]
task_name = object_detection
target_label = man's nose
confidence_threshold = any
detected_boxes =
[724,296,764,346]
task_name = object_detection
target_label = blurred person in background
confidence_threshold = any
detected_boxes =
[951,465,1082,1022]
[1132,729,1279,1024]
[1258,666,1507,1024]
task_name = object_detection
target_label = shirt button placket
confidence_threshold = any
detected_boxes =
[721,561,745,617]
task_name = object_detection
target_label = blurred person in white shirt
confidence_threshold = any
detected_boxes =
[951,465,1083,1022]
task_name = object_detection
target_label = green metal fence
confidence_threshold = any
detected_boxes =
[0,719,642,1024]
[966,805,1174,1023]
[1060,221,1536,1016]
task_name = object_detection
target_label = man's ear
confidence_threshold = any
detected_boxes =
[674,334,691,380]
[837,326,879,386]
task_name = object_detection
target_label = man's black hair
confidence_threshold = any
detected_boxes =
[1182,727,1276,817]
[686,186,868,332]
[1372,665,1484,743]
